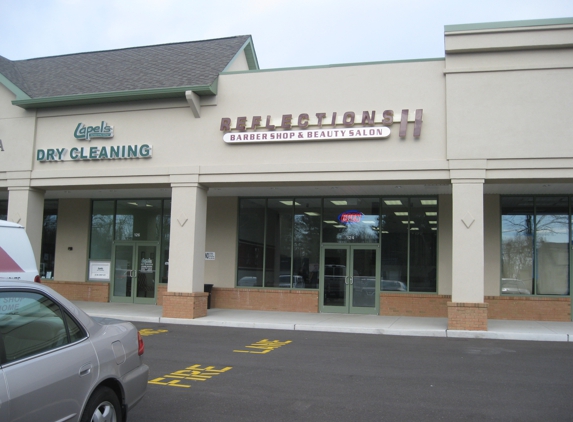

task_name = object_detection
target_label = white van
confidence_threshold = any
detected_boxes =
[0,220,41,283]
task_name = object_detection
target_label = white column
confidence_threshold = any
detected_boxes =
[168,183,208,293]
[451,180,484,303]
[7,187,45,269]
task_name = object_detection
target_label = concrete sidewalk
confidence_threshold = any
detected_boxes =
[73,301,573,342]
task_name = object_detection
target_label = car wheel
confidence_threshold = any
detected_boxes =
[80,386,123,422]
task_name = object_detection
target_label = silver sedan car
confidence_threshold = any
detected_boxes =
[0,281,148,421]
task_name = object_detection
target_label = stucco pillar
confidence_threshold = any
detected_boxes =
[163,182,209,319]
[7,187,45,270]
[449,179,487,330]
[54,198,91,281]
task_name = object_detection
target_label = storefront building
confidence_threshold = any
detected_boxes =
[1,18,572,330]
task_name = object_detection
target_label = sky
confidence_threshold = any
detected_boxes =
[0,0,572,69]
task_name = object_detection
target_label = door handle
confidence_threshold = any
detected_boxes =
[349,276,353,285]
[79,363,92,377]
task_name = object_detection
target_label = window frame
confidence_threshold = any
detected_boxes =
[500,195,571,297]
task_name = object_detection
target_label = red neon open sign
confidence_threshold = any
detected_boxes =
[338,210,364,224]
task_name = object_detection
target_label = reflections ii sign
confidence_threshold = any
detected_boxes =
[220,109,423,144]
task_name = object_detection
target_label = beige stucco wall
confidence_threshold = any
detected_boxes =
[445,24,573,163]
[451,182,484,303]
[28,58,449,192]
[444,179,502,302]
[32,101,187,187]
[205,196,238,288]
[225,50,250,72]
[0,85,37,177]
[209,60,448,183]
[168,184,208,293]
[54,198,91,281]
[446,67,573,160]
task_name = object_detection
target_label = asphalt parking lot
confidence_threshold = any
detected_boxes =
[128,322,573,422]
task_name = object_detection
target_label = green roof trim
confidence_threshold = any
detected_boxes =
[222,37,260,72]
[242,37,260,70]
[0,72,30,101]
[222,57,444,75]
[445,17,573,33]
[12,82,218,109]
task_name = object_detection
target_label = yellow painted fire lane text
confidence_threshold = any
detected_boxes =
[149,365,233,388]
[233,339,292,354]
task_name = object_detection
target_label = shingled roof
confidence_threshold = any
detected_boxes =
[0,35,258,108]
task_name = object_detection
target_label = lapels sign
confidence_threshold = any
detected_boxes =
[220,109,423,144]
[74,121,114,140]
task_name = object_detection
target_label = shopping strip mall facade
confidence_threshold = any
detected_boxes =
[1,18,572,330]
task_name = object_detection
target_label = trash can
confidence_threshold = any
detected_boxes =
[204,284,214,309]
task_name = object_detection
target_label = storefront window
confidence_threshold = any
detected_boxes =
[501,197,534,294]
[237,196,437,292]
[501,196,570,296]
[40,200,58,279]
[380,198,408,291]
[237,199,265,287]
[264,199,293,287]
[409,198,437,292]
[90,199,167,262]
[293,198,321,289]
[322,198,380,244]
[378,197,438,292]
[115,200,161,241]
[536,197,569,295]
[90,200,115,260]
[0,199,7,220]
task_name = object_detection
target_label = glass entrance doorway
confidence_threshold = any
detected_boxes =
[320,245,379,314]
[111,242,159,304]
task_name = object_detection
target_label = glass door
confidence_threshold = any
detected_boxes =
[112,244,134,302]
[111,241,159,304]
[320,245,379,314]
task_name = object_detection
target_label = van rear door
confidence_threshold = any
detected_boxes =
[0,221,40,283]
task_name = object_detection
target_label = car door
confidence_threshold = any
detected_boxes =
[0,290,98,422]
[0,369,9,421]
